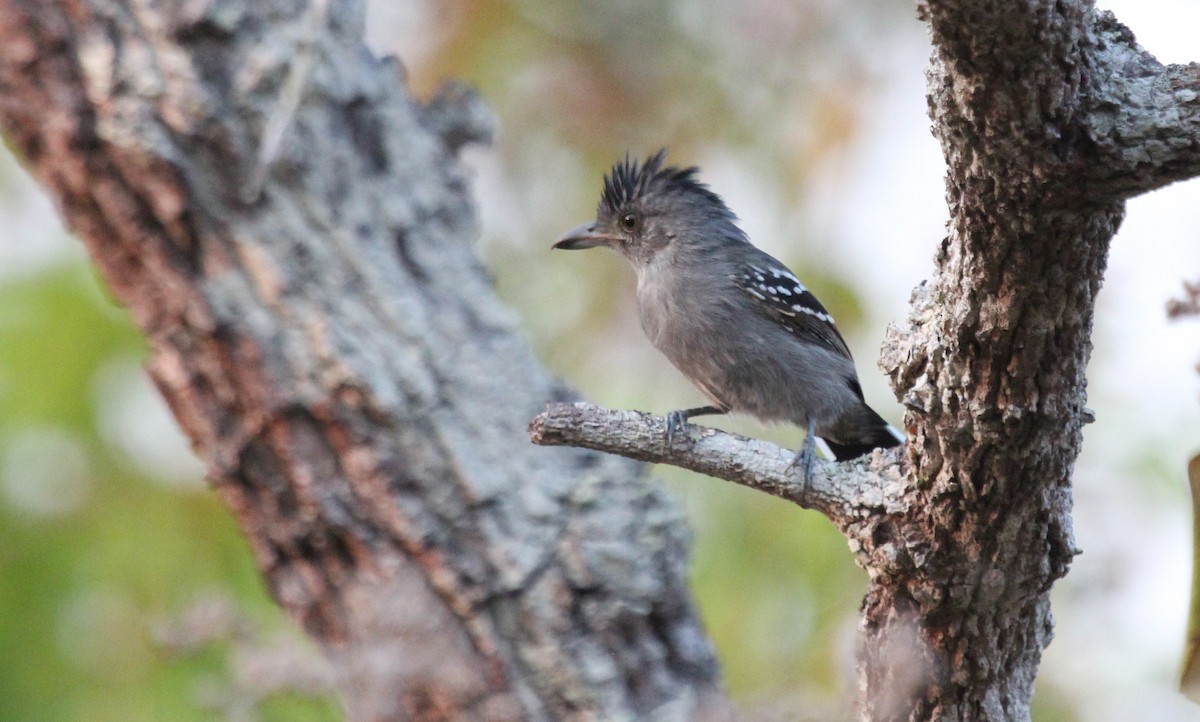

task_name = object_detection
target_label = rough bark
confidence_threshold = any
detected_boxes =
[530,402,910,521]
[0,2,728,720]
[874,5,1195,719]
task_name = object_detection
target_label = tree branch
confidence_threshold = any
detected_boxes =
[1082,15,1200,198]
[529,402,907,522]
[1168,279,1200,320]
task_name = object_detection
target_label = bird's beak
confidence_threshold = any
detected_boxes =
[552,223,616,250]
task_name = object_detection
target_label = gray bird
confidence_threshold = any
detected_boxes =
[553,150,902,478]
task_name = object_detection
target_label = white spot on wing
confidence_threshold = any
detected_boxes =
[791,303,835,324]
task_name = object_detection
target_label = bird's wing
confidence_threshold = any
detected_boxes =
[731,260,854,361]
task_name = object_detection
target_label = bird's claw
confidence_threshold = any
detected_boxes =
[665,410,687,447]
[789,446,816,483]
[790,427,817,504]
[789,449,814,506]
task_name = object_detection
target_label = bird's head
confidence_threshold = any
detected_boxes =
[553,150,744,267]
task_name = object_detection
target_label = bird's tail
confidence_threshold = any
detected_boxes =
[819,407,904,461]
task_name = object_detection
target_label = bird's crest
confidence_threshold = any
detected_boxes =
[601,149,717,214]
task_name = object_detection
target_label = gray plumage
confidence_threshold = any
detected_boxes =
[554,150,901,475]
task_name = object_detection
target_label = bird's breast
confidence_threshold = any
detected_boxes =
[635,270,739,393]
[634,265,699,348]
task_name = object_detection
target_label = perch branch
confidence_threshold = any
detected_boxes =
[529,402,908,521]
[1083,15,1200,198]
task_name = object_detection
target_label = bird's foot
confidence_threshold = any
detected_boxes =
[664,406,725,449]
[665,410,687,447]
[789,444,816,483]
[789,422,818,504]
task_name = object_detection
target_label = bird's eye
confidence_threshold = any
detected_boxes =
[619,213,638,231]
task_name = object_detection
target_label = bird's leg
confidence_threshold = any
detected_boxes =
[665,405,725,447]
[790,419,818,491]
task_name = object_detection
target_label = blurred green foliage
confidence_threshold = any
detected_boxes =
[0,263,339,721]
[679,473,864,703]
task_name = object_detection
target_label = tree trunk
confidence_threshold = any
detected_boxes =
[0,2,727,720]
[866,4,1200,718]
[1,0,1198,720]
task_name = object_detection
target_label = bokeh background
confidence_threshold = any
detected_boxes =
[2,0,1199,720]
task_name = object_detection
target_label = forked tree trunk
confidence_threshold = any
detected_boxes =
[1,1,1198,720]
